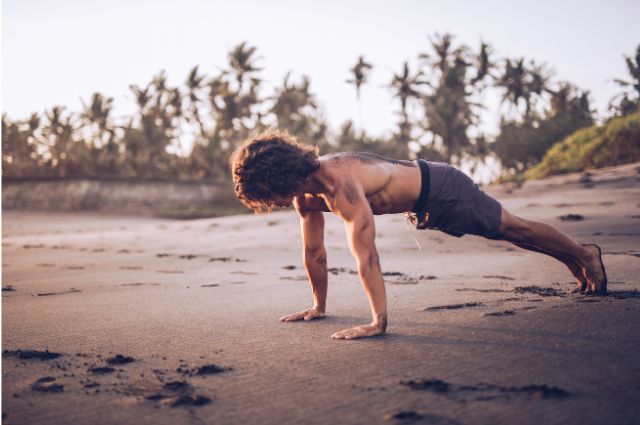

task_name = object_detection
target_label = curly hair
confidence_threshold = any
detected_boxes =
[230,130,320,213]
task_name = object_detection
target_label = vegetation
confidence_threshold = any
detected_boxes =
[3,39,639,183]
[524,112,640,178]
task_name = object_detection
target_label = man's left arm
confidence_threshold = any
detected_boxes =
[330,183,387,339]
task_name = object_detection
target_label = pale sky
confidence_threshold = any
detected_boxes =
[2,0,639,139]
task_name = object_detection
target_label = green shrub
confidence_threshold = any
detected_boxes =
[525,112,640,179]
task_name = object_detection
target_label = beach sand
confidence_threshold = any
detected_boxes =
[2,162,640,425]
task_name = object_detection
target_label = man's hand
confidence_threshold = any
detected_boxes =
[331,323,385,340]
[280,308,325,322]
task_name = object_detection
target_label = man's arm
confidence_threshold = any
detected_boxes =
[280,200,328,322]
[330,181,387,339]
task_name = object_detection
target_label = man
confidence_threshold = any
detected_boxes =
[230,130,607,340]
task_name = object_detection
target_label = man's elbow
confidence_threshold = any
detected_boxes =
[357,252,380,274]
[304,247,327,263]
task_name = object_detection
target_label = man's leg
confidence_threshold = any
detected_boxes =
[497,208,607,294]
[511,241,587,292]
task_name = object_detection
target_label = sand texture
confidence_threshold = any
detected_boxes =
[3,162,640,425]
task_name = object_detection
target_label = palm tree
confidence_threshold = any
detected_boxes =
[2,113,43,178]
[346,56,373,100]
[389,61,427,155]
[80,92,118,176]
[496,58,528,115]
[43,106,91,178]
[270,72,321,139]
[185,65,207,138]
[228,41,263,90]
[346,56,373,131]
[416,35,493,163]
[610,45,640,115]
[471,41,493,86]
[420,33,465,72]
[496,58,550,120]
[421,54,474,162]
[614,45,640,97]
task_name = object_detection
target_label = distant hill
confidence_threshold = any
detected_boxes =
[525,112,640,179]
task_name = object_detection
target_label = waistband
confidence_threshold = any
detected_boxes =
[411,159,430,213]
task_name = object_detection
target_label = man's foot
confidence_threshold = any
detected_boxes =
[564,258,588,293]
[581,244,608,295]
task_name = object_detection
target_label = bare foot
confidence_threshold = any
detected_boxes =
[280,308,325,322]
[567,259,588,293]
[331,323,385,340]
[581,244,608,295]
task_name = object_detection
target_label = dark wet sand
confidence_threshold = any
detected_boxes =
[2,162,640,425]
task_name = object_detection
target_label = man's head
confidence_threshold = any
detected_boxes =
[230,130,320,213]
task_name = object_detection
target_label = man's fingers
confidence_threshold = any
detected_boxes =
[332,327,363,339]
[281,309,324,322]
[332,325,383,340]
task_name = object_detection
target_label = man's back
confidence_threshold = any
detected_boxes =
[301,152,422,215]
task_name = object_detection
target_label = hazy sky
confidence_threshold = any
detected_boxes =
[2,0,639,138]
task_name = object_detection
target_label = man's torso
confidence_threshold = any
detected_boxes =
[296,152,422,215]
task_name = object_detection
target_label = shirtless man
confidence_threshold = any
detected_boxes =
[230,130,608,340]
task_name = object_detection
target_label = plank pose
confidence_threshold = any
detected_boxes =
[230,130,608,340]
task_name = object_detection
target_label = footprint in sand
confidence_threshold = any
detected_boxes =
[483,275,516,281]
[424,302,483,311]
[143,381,211,408]
[3,349,62,360]
[514,286,565,297]
[88,366,115,374]
[37,289,82,297]
[606,251,640,258]
[402,378,570,401]
[32,376,64,393]
[559,214,585,221]
[456,288,508,293]
[280,276,307,281]
[483,310,516,317]
[179,254,198,260]
[210,257,246,263]
[384,411,461,425]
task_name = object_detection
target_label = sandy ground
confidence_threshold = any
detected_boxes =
[2,162,640,425]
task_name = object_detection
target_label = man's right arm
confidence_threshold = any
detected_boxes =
[280,200,328,322]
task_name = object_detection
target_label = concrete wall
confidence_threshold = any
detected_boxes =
[2,179,240,217]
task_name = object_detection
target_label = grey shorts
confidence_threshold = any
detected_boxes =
[411,160,502,239]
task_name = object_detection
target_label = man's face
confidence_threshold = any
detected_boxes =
[270,194,294,208]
